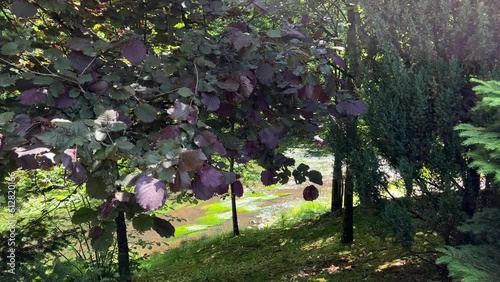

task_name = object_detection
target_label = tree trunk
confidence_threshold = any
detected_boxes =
[115,210,131,281]
[229,158,240,236]
[341,1,359,245]
[342,163,354,243]
[332,156,343,212]
[462,167,480,217]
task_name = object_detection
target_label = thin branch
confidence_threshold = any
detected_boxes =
[0,56,85,93]
[152,86,183,99]
[0,7,18,32]
[80,56,98,75]
[194,62,199,95]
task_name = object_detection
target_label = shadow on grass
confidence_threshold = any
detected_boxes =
[135,208,448,282]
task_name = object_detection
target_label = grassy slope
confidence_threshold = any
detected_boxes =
[135,207,446,282]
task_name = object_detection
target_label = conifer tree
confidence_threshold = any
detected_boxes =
[356,0,499,245]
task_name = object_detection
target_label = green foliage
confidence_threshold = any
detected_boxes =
[357,0,499,250]
[350,134,387,207]
[436,80,500,281]
[0,168,118,280]
[380,201,415,249]
[455,80,500,182]
[437,208,500,282]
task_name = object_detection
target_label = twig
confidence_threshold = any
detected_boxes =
[194,62,199,95]
[80,55,98,75]
[152,87,183,99]
[0,56,85,93]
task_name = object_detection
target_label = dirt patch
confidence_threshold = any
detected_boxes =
[133,176,333,255]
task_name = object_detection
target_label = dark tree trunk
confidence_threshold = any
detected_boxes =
[462,167,480,217]
[229,158,240,236]
[115,210,131,282]
[341,1,359,245]
[230,189,240,236]
[342,164,354,243]
[332,156,343,212]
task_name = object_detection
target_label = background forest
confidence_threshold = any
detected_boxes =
[0,0,499,281]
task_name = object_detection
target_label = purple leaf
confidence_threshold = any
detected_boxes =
[191,177,215,200]
[98,198,118,219]
[259,126,284,149]
[215,183,229,195]
[216,103,233,117]
[233,33,253,51]
[39,152,56,169]
[187,110,198,125]
[303,185,319,201]
[13,147,50,169]
[61,148,77,169]
[283,69,302,85]
[198,164,225,188]
[117,111,132,127]
[232,180,244,197]
[228,22,248,34]
[261,169,278,186]
[121,39,147,65]
[281,26,305,39]
[10,0,37,18]
[307,170,323,185]
[256,63,273,87]
[169,170,191,192]
[0,133,3,150]
[194,131,217,147]
[167,100,194,120]
[67,38,92,51]
[15,155,39,169]
[152,217,175,238]
[135,175,167,211]
[327,104,340,117]
[304,100,319,112]
[89,226,103,240]
[213,141,227,156]
[244,140,260,157]
[178,149,207,172]
[300,110,313,120]
[12,114,31,136]
[245,110,262,123]
[68,51,95,73]
[217,79,240,92]
[19,88,47,105]
[330,52,345,70]
[301,15,311,25]
[158,125,181,141]
[55,91,75,108]
[251,0,268,11]
[298,85,313,100]
[336,100,368,116]
[255,95,269,110]
[311,86,329,103]
[201,93,220,111]
[69,162,88,185]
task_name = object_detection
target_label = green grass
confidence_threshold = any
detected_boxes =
[275,201,330,226]
[135,207,445,282]
[195,214,228,225]
[202,202,231,213]
[174,225,207,237]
